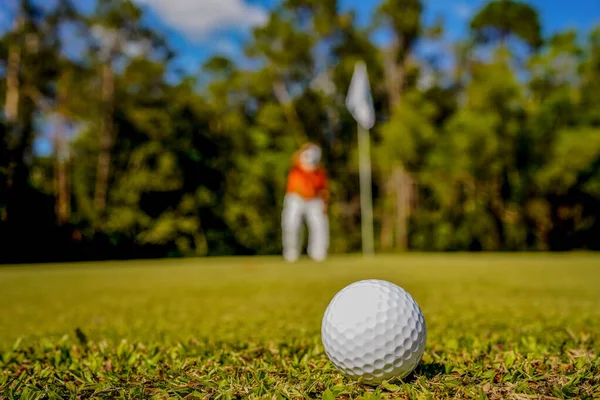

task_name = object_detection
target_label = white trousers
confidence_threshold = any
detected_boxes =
[282,193,329,262]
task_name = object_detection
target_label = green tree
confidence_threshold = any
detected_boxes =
[417,48,526,251]
[85,0,170,219]
[371,0,429,250]
[2,0,599,262]
[0,0,87,261]
[470,0,543,50]
[527,28,600,249]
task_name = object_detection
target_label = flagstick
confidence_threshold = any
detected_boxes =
[346,60,376,258]
[357,124,375,257]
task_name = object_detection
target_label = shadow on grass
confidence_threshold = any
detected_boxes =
[380,362,447,389]
[412,362,447,380]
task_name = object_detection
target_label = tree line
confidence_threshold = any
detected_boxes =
[1,0,599,263]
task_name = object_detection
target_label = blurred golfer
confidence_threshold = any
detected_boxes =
[282,142,330,262]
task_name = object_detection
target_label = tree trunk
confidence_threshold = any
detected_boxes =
[381,167,414,251]
[382,39,405,110]
[395,167,407,250]
[489,180,506,250]
[54,124,70,224]
[94,63,115,216]
[382,40,415,250]
[5,44,21,125]
[5,14,23,125]
[3,42,22,197]
[3,16,28,223]
[394,166,415,250]
[53,71,71,225]
[381,39,406,248]
[380,175,394,250]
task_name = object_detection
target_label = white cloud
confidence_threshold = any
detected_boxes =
[134,0,268,41]
[90,25,152,59]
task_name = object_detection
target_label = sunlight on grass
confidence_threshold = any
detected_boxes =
[1,254,599,398]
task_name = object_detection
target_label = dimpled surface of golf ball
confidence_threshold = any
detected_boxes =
[321,279,426,385]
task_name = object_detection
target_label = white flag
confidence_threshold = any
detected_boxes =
[346,61,375,130]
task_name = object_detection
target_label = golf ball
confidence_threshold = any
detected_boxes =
[321,279,426,385]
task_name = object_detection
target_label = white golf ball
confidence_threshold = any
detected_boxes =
[321,279,427,385]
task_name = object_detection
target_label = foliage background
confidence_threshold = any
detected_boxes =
[1,0,599,263]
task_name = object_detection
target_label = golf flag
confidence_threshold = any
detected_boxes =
[346,61,375,257]
[346,61,375,130]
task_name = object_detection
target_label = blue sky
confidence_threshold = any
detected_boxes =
[126,0,600,76]
[1,0,599,75]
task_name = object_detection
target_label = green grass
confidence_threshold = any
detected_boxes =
[1,253,599,399]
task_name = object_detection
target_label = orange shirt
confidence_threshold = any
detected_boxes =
[286,164,328,200]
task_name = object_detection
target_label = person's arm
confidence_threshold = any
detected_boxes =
[286,168,304,197]
[286,170,294,194]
